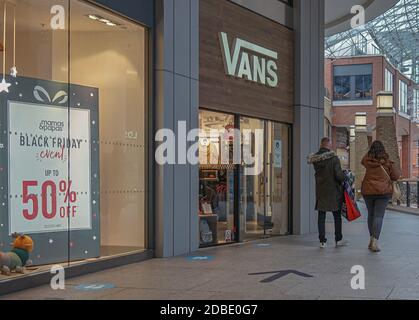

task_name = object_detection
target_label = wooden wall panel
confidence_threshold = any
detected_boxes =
[200,0,294,124]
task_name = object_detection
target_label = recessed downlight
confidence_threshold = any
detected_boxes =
[86,14,122,28]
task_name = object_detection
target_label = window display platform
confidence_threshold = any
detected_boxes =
[0,246,144,281]
[0,249,152,296]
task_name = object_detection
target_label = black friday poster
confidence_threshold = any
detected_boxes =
[0,74,100,265]
[8,101,91,234]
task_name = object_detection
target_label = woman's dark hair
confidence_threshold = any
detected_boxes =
[368,141,389,161]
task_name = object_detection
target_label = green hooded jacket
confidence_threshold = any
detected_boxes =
[307,148,346,212]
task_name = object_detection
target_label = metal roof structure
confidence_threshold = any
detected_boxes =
[325,0,419,84]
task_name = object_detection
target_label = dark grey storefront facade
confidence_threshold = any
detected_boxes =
[153,0,324,257]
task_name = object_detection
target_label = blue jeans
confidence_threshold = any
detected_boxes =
[364,195,390,240]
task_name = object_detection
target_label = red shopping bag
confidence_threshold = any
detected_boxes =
[343,191,361,222]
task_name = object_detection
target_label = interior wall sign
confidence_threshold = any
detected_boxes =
[219,32,279,88]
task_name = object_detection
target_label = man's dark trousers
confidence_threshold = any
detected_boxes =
[318,211,343,243]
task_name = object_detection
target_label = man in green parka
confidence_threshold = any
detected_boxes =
[308,137,348,249]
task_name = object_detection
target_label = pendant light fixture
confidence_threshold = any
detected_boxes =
[0,0,11,93]
[10,3,16,77]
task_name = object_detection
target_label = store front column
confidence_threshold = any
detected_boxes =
[350,126,356,173]
[293,0,325,235]
[401,135,410,178]
[355,113,369,200]
[155,0,200,257]
[376,92,401,170]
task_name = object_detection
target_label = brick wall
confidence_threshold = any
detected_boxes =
[326,55,419,178]
[377,115,401,166]
[411,124,419,178]
[355,131,369,199]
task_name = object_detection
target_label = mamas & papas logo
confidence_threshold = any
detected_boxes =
[39,120,65,132]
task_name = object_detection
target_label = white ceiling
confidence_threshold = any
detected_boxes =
[325,0,399,36]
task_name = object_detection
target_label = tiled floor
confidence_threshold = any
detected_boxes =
[2,203,419,300]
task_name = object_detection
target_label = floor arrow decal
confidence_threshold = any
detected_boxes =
[249,270,314,283]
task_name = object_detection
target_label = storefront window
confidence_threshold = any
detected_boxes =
[355,75,372,99]
[333,64,372,101]
[69,0,147,259]
[334,76,351,100]
[199,110,236,247]
[0,0,147,281]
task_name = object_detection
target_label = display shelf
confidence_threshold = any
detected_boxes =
[199,164,236,170]
[199,214,218,245]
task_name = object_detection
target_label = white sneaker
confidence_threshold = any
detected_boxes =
[336,239,349,247]
[320,242,327,249]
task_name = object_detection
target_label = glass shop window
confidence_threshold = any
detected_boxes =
[385,69,394,93]
[399,80,408,114]
[0,0,148,281]
[333,64,372,101]
[199,110,236,247]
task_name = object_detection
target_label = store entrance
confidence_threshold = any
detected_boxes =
[240,117,291,241]
[198,110,291,248]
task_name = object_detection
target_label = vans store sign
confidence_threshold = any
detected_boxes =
[219,32,279,88]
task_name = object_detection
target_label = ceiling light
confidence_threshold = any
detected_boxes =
[86,14,123,28]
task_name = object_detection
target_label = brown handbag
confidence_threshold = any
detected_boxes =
[380,165,401,202]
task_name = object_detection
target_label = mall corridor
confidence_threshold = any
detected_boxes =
[2,203,419,300]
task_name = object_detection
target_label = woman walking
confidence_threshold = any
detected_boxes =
[361,141,401,253]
